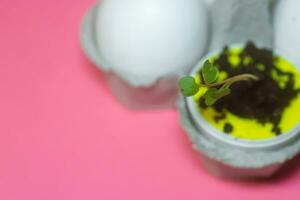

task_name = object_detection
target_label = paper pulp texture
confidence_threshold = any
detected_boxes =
[209,0,273,51]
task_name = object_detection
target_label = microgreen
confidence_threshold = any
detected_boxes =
[179,60,259,106]
[202,60,219,84]
[179,76,199,97]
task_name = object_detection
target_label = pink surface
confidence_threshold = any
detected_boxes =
[1,0,300,199]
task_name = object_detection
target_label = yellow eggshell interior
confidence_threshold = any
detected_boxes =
[194,48,300,140]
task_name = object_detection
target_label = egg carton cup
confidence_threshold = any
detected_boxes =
[209,0,273,51]
[177,41,300,179]
[274,0,300,68]
[178,98,300,179]
[80,5,182,109]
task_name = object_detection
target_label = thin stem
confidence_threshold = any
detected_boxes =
[199,74,259,88]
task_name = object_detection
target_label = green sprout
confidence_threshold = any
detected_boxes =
[179,60,259,106]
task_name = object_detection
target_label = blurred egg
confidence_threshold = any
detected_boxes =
[203,0,215,6]
[95,0,208,86]
[274,0,300,67]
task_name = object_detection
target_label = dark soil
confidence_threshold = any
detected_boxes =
[224,123,233,134]
[199,41,300,135]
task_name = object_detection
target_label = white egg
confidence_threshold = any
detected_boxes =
[274,0,300,67]
[95,0,208,86]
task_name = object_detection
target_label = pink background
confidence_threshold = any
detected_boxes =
[1,0,300,199]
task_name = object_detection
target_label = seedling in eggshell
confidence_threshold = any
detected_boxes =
[179,60,259,106]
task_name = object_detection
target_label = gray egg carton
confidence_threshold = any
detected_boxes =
[80,0,300,179]
[209,0,273,50]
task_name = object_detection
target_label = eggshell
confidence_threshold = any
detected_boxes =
[274,0,300,67]
[95,0,208,86]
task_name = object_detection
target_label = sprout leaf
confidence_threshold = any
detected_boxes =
[202,60,219,84]
[179,76,199,97]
